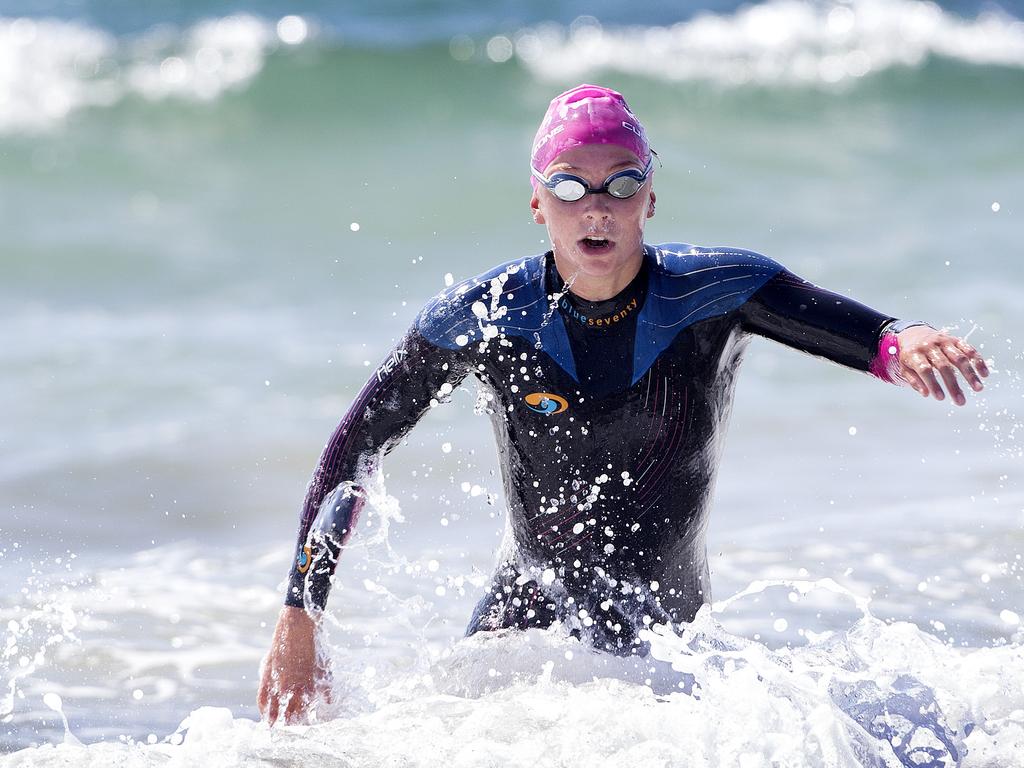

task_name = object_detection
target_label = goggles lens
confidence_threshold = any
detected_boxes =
[606,174,643,199]
[551,178,587,202]
[534,159,652,203]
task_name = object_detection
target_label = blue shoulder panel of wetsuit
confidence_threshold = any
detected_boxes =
[416,253,579,381]
[632,243,785,384]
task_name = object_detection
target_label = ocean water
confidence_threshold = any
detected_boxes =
[1,0,1023,764]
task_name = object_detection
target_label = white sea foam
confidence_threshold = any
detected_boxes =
[2,528,1022,759]
[4,601,1024,767]
[0,14,311,134]
[512,0,1024,87]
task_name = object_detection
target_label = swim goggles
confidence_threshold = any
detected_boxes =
[532,157,653,202]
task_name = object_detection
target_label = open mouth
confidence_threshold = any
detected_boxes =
[579,236,613,252]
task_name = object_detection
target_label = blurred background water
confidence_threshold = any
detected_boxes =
[1,0,1023,763]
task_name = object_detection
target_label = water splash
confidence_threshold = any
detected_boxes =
[42,692,82,747]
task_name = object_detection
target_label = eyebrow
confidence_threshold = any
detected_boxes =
[551,160,638,173]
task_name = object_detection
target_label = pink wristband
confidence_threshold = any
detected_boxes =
[869,331,903,384]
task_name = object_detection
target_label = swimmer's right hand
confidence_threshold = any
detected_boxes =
[257,606,329,725]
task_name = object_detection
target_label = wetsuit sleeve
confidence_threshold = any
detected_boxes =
[284,327,469,612]
[739,268,901,377]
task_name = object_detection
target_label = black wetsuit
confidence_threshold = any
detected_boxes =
[285,243,902,654]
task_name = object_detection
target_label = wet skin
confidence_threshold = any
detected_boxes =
[530,143,655,301]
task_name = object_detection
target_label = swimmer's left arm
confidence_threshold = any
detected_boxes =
[740,267,988,406]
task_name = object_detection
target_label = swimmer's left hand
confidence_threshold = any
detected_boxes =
[895,326,990,406]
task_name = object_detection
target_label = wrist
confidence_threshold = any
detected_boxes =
[882,318,934,335]
[869,330,903,385]
[280,604,318,626]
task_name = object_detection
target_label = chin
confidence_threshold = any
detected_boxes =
[577,261,620,279]
[572,248,629,274]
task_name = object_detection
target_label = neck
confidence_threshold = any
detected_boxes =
[553,249,645,301]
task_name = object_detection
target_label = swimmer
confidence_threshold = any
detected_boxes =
[257,84,988,725]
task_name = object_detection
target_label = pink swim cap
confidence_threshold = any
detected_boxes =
[530,84,651,184]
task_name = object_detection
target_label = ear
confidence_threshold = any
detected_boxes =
[646,189,657,219]
[530,191,546,225]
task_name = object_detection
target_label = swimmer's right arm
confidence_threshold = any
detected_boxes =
[258,326,470,722]
[283,328,470,614]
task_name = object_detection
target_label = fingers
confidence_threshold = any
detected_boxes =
[905,348,945,401]
[282,688,308,725]
[314,674,335,713]
[263,686,317,726]
[261,690,299,726]
[953,338,989,384]
[899,329,990,407]
[901,365,930,398]
[257,671,267,707]
[927,346,966,406]
[942,341,981,398]
[265,693,280,726]
[257,666,292,726]
[257,684,269,719]
[257,662,275,723]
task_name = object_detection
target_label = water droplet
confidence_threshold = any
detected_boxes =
[485,36,514,63]
[277,15,308,45]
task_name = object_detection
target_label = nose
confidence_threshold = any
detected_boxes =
[579,191,613,220]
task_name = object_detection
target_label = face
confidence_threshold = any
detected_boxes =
[530,143,656,283]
